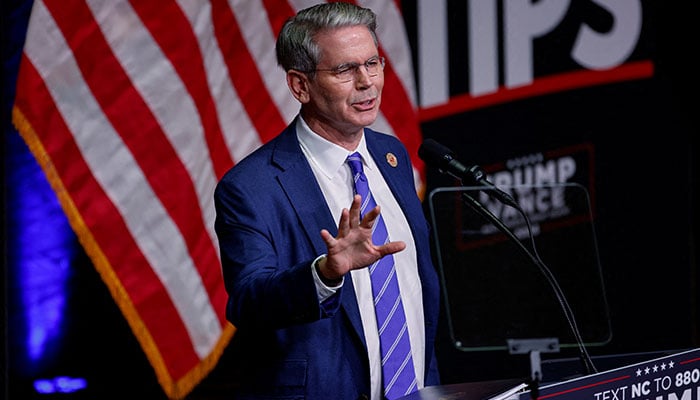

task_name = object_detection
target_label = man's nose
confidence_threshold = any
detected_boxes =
[354,65,373,86]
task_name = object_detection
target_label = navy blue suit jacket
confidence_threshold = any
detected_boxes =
[214,121,441,399]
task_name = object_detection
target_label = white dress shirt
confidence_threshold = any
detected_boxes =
[296,116,425,400]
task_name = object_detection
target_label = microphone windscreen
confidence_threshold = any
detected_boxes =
[418,138,454,168]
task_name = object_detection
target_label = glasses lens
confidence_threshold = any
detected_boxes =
[370,57,387,74]
[329,57,384,82]
[336,67,355,82]
[366,61,378,75]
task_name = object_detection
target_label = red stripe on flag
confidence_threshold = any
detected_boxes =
[13,57,201,383]
[130,0,235,179]
[44,0,228,324]
[380,57,425,175]
[262,0,296,37]
[211,0,287,144]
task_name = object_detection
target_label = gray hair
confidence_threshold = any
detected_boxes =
[275,2,378,75]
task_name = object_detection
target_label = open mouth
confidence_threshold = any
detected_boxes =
[353,98,376,109]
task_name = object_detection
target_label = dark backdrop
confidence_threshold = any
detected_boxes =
[401,0,698,385]
[3,1,698,399]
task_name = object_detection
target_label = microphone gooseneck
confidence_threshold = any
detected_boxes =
[419,138,598,377]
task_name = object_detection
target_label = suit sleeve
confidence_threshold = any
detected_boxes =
[213,169,336,330]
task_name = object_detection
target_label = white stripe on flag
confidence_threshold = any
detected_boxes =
[231,0,299,124]
[27,0,221,358]
[86,0,221,266]
[177,0,264,163]
[288,0,326,12]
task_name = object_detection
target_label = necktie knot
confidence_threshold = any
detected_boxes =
[346,152,364,175]
[347,152,372,217]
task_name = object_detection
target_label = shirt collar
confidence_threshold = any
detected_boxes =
[296,115,372,179]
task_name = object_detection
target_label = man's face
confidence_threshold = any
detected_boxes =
[302,25,384,139]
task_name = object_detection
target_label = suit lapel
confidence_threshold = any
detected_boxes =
[271,124,366,347]
[366,131,411,215]
[271,126,333,254]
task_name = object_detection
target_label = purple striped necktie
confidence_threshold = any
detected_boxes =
[346,152,417,400]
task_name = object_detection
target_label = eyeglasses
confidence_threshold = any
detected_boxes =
[309,56,385,82]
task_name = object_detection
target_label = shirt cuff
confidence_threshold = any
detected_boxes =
[311,254,343,302]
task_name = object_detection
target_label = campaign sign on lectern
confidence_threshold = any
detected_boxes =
[516,348,700,400]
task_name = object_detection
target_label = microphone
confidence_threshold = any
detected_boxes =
[420,138,598,377]
[418,138,518,208]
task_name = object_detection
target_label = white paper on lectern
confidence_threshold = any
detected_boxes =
[486,382,529,400]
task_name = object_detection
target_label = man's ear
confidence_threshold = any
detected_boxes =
[287,70,311,104]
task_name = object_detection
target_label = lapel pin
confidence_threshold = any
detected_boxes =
[386,152,398,167]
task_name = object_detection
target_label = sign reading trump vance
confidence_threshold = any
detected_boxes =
[517,348,700,400]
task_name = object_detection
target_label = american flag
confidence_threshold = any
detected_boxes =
[12,0,424,398]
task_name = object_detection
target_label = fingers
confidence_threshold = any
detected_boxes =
[331,195,366,242]
[348,194,362,228]
[347,194,383,230]
[378,240,406,256]
[361,204,380,228]
[336,207,350,237]
[320,229,336,246]
[321,194,405,273]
